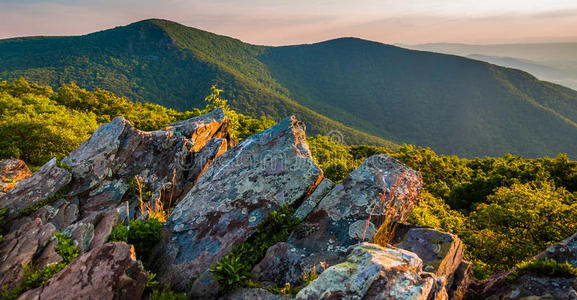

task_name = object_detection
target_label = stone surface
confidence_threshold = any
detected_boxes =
[62,108,235,217]
[252,242,306,288]
[0,159,31,195]
[0,218,56,289]
[90,210,121,250]
[394,226,464,278]
[0,158,71,218]
[295,243,438,300]
[294,178,333,220]
[159,116,323,293]
[448,260,473,300]
[255,155,423,286]
[19,242,148,300]
[222,288,290,300]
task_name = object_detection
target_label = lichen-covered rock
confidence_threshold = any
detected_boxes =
[0,159,31,195]
[62,108,234,217]
[256,155,423,286]
[0,218,56,289]
[0,158,71,218]
[159,116,323,292]
[18,242,148,300]
[252,242,306,288]
[294,178,333,220]
[394,226,464,278]
[295,243,438,300]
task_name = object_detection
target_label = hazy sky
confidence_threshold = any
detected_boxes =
[1,0,577,45]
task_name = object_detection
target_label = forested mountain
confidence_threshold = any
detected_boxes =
[2,19,577,158]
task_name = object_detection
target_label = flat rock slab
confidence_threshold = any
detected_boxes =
[296,243,439,300]
[19,242,148,300]
[159,116,323,292]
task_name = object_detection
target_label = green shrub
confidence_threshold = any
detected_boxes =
[507,258,577,281]
[108,217,162,263]
[210,204,300,294]
[149,284,187,300]
[54,232,79,264]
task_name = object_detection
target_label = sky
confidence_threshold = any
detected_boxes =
[1,0,577,46]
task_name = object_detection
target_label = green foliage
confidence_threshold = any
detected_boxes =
[210,254,254,293]
[0,208,7,244]
[210,204,301,294]
[54,232,79,264]
[0,79,275,168]
[19,184,70,217]
[149,284,187,300]
[507,258,577,281]
[108,217,162,263]
[108,223,129,243]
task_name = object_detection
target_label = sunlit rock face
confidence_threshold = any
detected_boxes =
[158,115,323,294]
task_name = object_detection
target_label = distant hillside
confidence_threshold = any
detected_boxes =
[2,19,577,158]
[405,42,577,90]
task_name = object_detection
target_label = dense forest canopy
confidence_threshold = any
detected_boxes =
[1,79,577,279]
[2,19,577,157]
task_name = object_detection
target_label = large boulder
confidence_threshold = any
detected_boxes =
[0,159,31,196]
[61,108,235,218]
[158,116,323,293]
[0,158,71,219]
[254,155,423,286]
[0,218,56,289]
[19,242,148,300]
[295,243,442,300]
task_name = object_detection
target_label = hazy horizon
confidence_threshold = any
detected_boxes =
[1,0,577,46]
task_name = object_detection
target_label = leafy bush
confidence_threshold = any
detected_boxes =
[507,258,577,281]
[54,232,79,263]
[210,204,300,294]
[108,217,162,263]
[149,284,187,300]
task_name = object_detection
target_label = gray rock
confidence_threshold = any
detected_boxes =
[255,155,423,286]
[90,209,121,250]
[252,242,306,288]
[294,178,333,220]
[295,243,439,300]
[62,108,235,217]
[19,242,148,300]
[159,116,323,293]
[0,158,71,218]
[223,288,290,300]
[0,218,56,289]
[394,227,464,278]
[448,260,473,300]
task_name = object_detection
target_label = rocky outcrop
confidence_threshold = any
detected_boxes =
[19,242,148,300]
[159,116,323,293]
[253,155,423,287]
[393,224,469,299]
[467,233,577,299]
[295,243,442,300]
[223,288,290,300]
[0,158,71,219]
[62,108,235,218]
[0,159,31,196]
[0,218,56,289]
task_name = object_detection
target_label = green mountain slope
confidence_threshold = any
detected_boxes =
[2,19,577,158]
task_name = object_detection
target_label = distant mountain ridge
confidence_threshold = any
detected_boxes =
[2,19,577,158]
